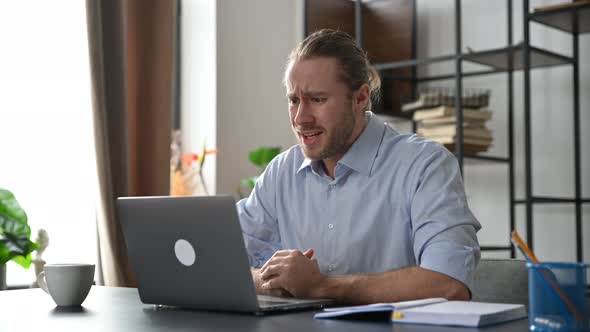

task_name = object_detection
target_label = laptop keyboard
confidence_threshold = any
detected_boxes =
[258,300,291,307]
[257,295,296,308]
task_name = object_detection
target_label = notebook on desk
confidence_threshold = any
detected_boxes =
[315,298,527,327]
[117,195,333,314]
[392,300,527,327]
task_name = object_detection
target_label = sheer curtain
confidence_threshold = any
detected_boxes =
[85,0,178,287]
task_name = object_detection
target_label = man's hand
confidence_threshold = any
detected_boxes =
[253,250,470,304]
[258,249,326,299]
[251,268,293,297]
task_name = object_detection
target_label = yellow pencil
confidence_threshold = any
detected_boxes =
[511,231,540,263]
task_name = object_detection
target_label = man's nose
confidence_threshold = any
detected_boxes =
[294,100,313,125]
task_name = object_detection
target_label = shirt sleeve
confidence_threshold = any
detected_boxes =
[236,159,282,268]
[409,146,482,292]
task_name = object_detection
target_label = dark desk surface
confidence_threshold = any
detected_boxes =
[1,286,529,331]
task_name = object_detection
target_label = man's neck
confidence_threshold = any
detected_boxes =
[321,113,369,179]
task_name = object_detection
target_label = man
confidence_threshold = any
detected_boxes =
[236,29,481,305]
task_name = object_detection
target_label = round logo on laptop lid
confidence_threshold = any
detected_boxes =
[174,239,196,266]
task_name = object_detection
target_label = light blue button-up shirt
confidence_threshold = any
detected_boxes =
[237,112,481,290]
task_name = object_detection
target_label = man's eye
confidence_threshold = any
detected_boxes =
[288,97,299,105]
[311,97,325,103]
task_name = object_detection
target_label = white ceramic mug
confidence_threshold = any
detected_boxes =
[37,263,95,307]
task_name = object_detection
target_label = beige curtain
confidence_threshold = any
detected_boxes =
[85,0,178,287]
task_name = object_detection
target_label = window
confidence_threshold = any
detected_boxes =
[0,1,98,285]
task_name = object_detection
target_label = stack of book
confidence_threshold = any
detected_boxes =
[401,87,490,113]
[401,88,493,154]
[413,106,493,154]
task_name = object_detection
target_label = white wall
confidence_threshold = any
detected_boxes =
[414,0,589,262]
[215,0,301,196]
[181,0,217,193]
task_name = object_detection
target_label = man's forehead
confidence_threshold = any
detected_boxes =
[285,57,345,92]
[287,57,340,77]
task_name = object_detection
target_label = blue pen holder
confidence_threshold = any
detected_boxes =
[527,262,589,332]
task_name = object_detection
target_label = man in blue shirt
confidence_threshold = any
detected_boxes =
[237,29,481,304]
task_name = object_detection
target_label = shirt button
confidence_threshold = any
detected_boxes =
[328,264,335,272]
[328,224,334,229]
[329,184,336,189]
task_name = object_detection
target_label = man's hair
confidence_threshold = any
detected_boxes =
[285,29,381,111]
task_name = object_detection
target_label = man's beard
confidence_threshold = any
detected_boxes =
[295,109,356,161]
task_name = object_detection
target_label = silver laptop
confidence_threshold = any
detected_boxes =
[117,195,333,314]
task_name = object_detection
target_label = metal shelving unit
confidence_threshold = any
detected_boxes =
[303,0,587,260]
[523,1,589,262]
[464,44,573,70]
[529,3,590,33]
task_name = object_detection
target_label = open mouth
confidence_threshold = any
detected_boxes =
[299,131,323,145]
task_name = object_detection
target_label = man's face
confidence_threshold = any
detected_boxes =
[285,57,365,162]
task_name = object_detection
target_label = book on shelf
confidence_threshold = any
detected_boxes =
[417,125,493,140]
[314,298,527,327]
[427,135,492,147]
[533,0,590,13]
[419,115,489,126]
[441,143,490,154]
[401,87,490,113]
[413,106,492,122]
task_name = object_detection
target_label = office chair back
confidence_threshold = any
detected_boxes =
[471,258,529,305]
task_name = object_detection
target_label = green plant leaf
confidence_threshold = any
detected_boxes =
[0,246,9,265]
[240,176,258,190]
[248,148,264,168]
[0,189,38,268]
[0,189,29,236]
[248,147,281,169]
[239,146,282,199]
[262,147,281,166]
[11,253,34,269]
[0,232,37,268]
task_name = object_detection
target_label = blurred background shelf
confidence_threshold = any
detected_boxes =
[529,2,590,33]
[463,45,573,71]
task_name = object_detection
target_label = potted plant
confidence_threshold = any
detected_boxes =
[0,189,39,290]
[238,146,281,198]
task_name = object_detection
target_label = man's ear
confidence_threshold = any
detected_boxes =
[353,83,370,114]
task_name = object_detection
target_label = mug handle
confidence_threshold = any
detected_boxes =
[36,271,49,294]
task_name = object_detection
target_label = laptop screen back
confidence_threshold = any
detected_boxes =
[117,195,259,312]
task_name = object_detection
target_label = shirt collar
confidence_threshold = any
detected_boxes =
[297,157,313,173]
[337,111,383,177]
[296,112,385,177]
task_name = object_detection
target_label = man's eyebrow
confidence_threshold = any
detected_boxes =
[286,91,328,97]
[304,91,328,96]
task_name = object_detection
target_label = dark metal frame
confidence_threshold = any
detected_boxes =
[524,0,587,262]
[506,0,516,259]
[302,0,588,261]
[571,3,583,264]
[523,0,533,256]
